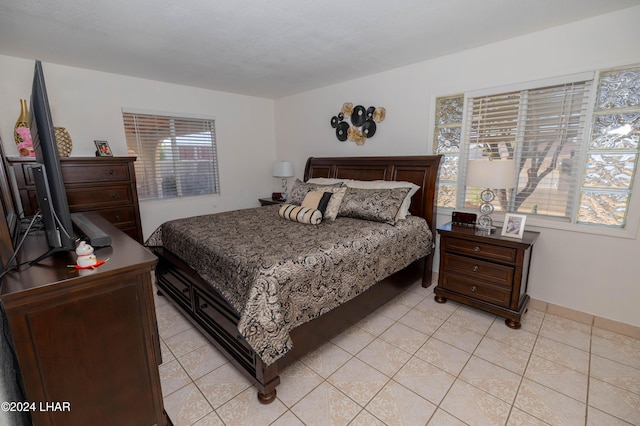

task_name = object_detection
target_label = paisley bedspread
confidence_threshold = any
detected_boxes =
[146,205,432,365]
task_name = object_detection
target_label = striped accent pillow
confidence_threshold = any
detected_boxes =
[278,204,323,225]
[301,191,333,217]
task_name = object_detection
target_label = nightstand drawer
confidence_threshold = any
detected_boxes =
[442,253,514,287]
[440,274,511,307]
[444,237,517,264]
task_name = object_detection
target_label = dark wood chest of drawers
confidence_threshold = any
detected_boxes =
[9,157,143,243]
[434,222,539,328]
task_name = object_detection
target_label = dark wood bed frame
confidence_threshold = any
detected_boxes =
[153,155,442,403]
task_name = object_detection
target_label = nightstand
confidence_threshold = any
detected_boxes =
[259,197,285,206]
[434,222,539,329]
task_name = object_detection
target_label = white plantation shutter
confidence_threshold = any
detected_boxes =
[122,110,219,201]
[462,79,592,219]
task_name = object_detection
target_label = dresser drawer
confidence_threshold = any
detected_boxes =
[156,263,192,309]
[66,185,134,209]
[193,289,254,361]
[440,274,511,307]
[443,236,517,264]
[442,253,514,288]
[61,163,132,184]
[15,161,132,186]
[95,206,137,228]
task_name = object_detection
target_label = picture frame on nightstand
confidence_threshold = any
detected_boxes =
[502,213,527,238]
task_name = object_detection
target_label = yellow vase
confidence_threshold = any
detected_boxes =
[14,99,29,144]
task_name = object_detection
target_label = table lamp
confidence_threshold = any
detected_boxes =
[466,158,515,232]
[272,161,294,200]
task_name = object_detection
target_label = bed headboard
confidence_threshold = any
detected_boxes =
[304,155,442,234]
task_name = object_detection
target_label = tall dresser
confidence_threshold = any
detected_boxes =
[9,156,143,243]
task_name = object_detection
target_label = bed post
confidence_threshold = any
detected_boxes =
[255,362,279,404]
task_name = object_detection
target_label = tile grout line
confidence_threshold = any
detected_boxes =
[584,323,593,426]
[509,309,546,425]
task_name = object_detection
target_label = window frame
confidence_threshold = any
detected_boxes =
[431,69,640,239]
[122,108,220,203]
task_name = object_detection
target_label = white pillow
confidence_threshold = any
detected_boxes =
[306,177,351,185]
[346,180,419,220]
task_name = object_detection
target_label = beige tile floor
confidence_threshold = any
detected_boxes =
[154,280,640,426]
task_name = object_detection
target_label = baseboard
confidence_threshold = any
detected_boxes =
[529,298,640,340]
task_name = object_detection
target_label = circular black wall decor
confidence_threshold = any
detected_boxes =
[331,102,386,145]
[336,121,349,141]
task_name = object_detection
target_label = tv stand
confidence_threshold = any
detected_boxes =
[1,213,170,425]
[28,246,68,266]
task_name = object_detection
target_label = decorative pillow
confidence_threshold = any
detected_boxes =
[301,191,333,216]
[278,204,323,225]
[346,180,419,220]
[338,187,410,224]
[321,187,346,221]
[287,179,344,205]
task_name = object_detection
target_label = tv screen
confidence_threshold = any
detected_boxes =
[29,60,75,259]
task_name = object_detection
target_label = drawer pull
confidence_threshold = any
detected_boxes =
[181,287,189,293]
[471,285,478,292]
[472,265,479,272]
[200,302,208,309]
[111,193,119,199]
[108,169,115,175]
[115,215,122,221]
[473,246,481,252]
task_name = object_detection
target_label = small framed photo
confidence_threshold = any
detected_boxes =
[501,213,527,238]
[94,140,113,157]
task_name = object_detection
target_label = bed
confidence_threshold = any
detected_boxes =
[149,155,441,403]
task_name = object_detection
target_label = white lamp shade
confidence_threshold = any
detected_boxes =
[466,159,516,189]
[272,161,294,178]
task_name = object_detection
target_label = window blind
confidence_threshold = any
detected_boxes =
[122,111,219,201]
[462,80,592,219]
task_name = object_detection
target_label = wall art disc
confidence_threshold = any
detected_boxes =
[330,116,339,128]
[336,121,349,141]
[366,106,375,119]
[351,105,366,126]
[362,120,377,138]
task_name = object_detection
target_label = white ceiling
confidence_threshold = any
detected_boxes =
[1,0,639,99]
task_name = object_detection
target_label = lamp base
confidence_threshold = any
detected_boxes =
[477,214,496,234]
[281,178,288,201]
[476,224,497,235]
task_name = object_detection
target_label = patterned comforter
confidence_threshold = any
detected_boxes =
[146,205,432,365]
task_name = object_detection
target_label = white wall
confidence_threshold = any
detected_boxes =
[0,56,276,238]
[274,7,640,327]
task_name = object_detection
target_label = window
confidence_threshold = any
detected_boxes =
[433,65,640,230]
[577,67,640,227]
[122,110,219,201]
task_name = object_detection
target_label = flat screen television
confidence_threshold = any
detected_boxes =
[29,60,75,261]
[0,140,19,271]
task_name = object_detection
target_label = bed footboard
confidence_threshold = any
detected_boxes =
[154,247,425,403]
